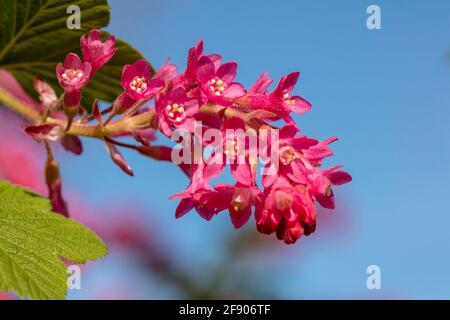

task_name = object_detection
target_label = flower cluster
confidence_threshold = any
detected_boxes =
[151,40,350,244]
[56,30,116,121]
[29,30,351,244]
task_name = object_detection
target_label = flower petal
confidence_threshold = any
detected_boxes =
[230,205,252,229]
[328,170,352,185]
[175,198,194,218]
[224,82,246,99]
[289,96,311,114]
[217,62,237,83]
[64,53,82,69]
[197,56,215,82]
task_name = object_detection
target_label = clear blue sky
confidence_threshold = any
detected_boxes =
[66,0,450,299]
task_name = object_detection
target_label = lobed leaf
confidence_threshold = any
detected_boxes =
[0,180,108,300]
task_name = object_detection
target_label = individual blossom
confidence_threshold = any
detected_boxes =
[121,59,165,102]
[271,72,311,115]
[255,176,317,244]
[240,72,311,123]
[156,87,199,137]
[306,166,352,209]
[170,160,225,221]
[183,40,221,83]
[196,55,246,106]
[81,29,117,76]
[56,53,91,119]
[214,183,261,229]
[262,124,319,188]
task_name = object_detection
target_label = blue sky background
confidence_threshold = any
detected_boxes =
[65,0,450,299]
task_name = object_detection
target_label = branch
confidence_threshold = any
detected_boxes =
[0,86,157,139]
[0,86,268,141]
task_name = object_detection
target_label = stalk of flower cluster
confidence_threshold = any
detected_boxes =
[0,87,266,139]
[0,86,158,138]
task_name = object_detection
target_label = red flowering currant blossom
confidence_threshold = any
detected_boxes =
[262,123,322,188]
[156,87,199,137]
[255,176,317,244]
[214,183,261,229]
[81,29,117,76]
[170,160,224,221]
[238,71,311,124]
[196,56,246,106]
[56,53,91,108]
[307,166,352,210]
[121,59,165,102]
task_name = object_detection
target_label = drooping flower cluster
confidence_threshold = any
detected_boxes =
[27,30,351,244]
[149,40,351,244]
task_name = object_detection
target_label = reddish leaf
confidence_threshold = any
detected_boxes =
[24,123,64,141]
[105,142,134,176]
[61,135,83,155]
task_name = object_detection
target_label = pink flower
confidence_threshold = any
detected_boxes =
[262,124,317,188]
[121,59,165,101]
[81,29,117,75]
[215,183,261,229]
[308,167,352,209]
[272,72,311,115]
[56,53,91,107]
[241,72,311,123]
[255,177,316,244]
[56,53,91,91]
[156,87,199,137]
[170,160,225,221]
[197,56,246,106]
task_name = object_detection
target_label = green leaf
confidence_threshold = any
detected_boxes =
[0,180,108,300]
[0,0,150,109]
